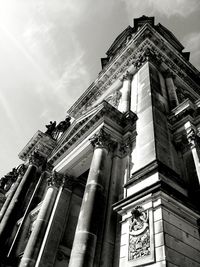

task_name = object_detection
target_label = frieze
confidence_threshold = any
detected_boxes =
[129,206,150,260]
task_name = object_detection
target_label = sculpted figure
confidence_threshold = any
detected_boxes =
[45,121,57,137]
[56,116,71,133]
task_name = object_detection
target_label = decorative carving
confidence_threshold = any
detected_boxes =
[133,47,162,69]
[47,171,65,188]
[106,90,122,108]
[89,128,116,151]
[129,206,150,260]
[119,137,132,157]
[47,171,75,189]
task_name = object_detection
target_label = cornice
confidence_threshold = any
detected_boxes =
[67,23,200,119]
[18,131,57,162]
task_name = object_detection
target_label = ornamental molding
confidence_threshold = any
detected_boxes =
[68,23,200,118]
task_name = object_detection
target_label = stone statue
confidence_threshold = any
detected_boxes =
[45,121,57,137]
[56,116,71,133]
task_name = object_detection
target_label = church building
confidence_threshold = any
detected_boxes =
[0,15,200,267]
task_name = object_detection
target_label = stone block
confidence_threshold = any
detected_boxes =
[166,247,200,267]
[155,246,166,261]
[155,232,164,247]
[165,234,200,263]
[163,221,200,251]
[154,207,163,222]
[154,220,164,234]
[162,209,199,238]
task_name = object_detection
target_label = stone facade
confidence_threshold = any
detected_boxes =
[0,15,200,267]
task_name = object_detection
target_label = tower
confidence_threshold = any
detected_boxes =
[0,15,200,267]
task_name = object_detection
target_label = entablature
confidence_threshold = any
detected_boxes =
[49,101,137,165]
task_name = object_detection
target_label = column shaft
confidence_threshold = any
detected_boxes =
[0,164,37,248]
[119,72,133,113]
[0,173,24,222]
[36,188,72,267]
[19,186,58,267]
[69,146,109,267]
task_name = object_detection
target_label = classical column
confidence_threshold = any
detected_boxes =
[68,129,115,267]
[19,171,63,267]
[0,164,26,222]
[0,151,43,250]
[119,71,133,113]
[164,69,179,109]
[186,128,200,185]
[35,176,75,267]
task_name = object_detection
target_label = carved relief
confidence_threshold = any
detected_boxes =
[129,206,150,261]
[106,90,122,109]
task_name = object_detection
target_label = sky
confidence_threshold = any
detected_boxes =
[0,0,200,177]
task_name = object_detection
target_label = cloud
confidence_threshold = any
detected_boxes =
[122,0,200,18]
[183,32,200,70]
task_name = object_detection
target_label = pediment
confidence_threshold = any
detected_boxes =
[49,101,137,164]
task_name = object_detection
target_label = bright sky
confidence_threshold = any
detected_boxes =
[0,0,200,177]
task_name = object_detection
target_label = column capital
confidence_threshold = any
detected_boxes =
[28,150,46,167]
[119,137,133,157]
[89,128,116,151]
[47,171,64,188]
[47,171,76,190]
